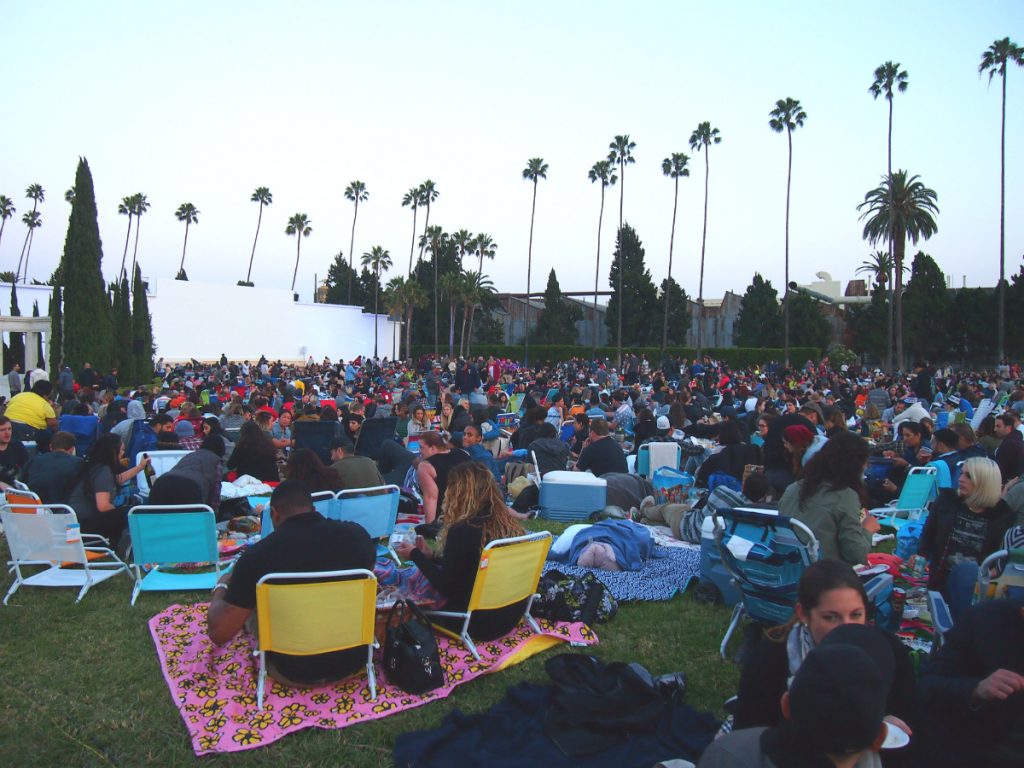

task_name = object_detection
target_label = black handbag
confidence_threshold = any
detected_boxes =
[382,599,445,694]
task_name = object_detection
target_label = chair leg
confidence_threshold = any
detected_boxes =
[720,603,745,660]
[3,577,21,605]
[256,660,267,710]
[130,581,141,606]
[366,646,377,700]
[461,632,481,661]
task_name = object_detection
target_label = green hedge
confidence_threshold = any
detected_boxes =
[410,346,820,368]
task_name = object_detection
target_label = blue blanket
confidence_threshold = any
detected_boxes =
[543,545,701,602]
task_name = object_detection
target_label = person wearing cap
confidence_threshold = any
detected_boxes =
[762,409,817,495]
[701,626,896,767]
[328,436,385,491]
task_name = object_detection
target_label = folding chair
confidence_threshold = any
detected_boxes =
[424,531,552,660]
[254,569,378,708]
[330,485,401,562]
[3,487,42,512]
[869,466,938,530]
[977,548,1024,603]
[259,491,334,537]
[355,417,398,461]
[1,504,129,604]
[127,505,233,605]
[135,450,191,497]
[714,507,819,659]
[636,442,682,478]
[293,421,341,465]
[58,414,101,457]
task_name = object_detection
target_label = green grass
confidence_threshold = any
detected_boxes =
[0,525,739,767]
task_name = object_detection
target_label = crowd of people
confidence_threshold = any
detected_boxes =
[3,350,1024,766]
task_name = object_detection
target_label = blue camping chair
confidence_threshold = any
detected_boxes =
[869,466,938,530]
[126,505,231,605]
[713,507,820,658]
[58,414,101,457]
[293,420,341,465]
[259,491,334,537]
[332,485,402,562]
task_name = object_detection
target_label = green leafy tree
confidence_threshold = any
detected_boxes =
[344,180,369,303]
[385,275,427,361]
[61,158,112,371]
[857,170,939,368]
[131,264,153,382]
[902,251,951,362]
[734,273,783,348]
[129,193,150,284]
[1005,265,1024,358]
[661,152,690,350]
[689,122,721,357]
[461,270,496,357]
[588,159,617,356]
[787,293,830,351]
[605,224,658,347]
[948,286,997,365]
[979,37,1024,361]
[769,97,807,366]
[608,135,636,364]
[7,284,24,369]
[870,60,909,370]
[245,186,272,286]
[846,286,889,362]
[174,202,199,280]
[0,195,15,250]
[535,268,582,344]
[522,157,549,365]
[360,245,392,358]
[284,213,312,293]
[324,251,366,307]
[657,277,690,347]
[118,195,135,278]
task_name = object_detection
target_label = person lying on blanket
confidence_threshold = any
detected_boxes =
[207,480,375,687]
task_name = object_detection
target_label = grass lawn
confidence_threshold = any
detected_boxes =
[0,521,740,767]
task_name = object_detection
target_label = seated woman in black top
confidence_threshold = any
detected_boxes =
[227,421,280,483]
[66,433,151,544]
[396,462,526,640]
[695,420,763,488]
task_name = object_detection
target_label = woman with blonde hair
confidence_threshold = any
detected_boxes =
[918,456,1015,619]
[395,462,526,639]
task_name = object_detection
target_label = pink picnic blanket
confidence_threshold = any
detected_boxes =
[149,602,597,755]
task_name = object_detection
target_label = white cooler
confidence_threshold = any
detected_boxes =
[539,471,608,522]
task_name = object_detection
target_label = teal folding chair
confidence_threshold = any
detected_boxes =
[331,485,401,563]
[127,505,231,605]
[869,466,938,530]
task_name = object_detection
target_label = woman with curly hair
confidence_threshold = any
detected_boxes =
[395,462,526,639]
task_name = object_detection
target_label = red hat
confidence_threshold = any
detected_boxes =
[783,424,815,448]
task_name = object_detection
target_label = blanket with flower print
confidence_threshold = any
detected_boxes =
[149,602,597,755]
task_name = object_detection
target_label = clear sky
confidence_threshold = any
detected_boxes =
[2,1,1022,303]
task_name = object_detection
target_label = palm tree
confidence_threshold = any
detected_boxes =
[18,210,42,282]
[587,160,617,357]
[979,38,1024,362]
[856,250,898,286]
[462,270,495,357]
[688,123,721,358]
[422,224,447,358]
[360,245,392,358]
[64,188,75,204]
[174,203,199,280]
[521,157,549,366]
[661,153,690,351]
[386,275,428,361]
[870,61,909,370]
[769,98,808,368]
[118,195,135,278]
[472,233,497,275]
[0,196,15,250]
[344,180,369,304]
[246,186,273,285]
[857,171,939,368]
[285,213,312,293]
[452,229,474,266]
[417,180,439,263]
[607,136,636,364]
[401,187,420,275]
[129,193,150,284]
[16,184,44,283]
[439,271,464,358]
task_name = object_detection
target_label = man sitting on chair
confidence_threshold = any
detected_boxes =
[207,480,375,687]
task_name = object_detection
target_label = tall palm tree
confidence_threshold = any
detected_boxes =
[246,186,273,285]
[521,157,549,366]
[118,195,135,278]
[870,61,909,370]
[0,196,15,250]
[360,245,392,358]
[452,229,474,266]
[472,232,497,275]
[439,271,464,358]
[16,184,44,283]
[769,98,807,368]
[422,224,447,358]
[386,275,428,361]
[979,38,1023,362]
[417,180,439,264]
[344,180,369,304]
[174,203,199,280]
[688,123,721,358]
[129,193,150,284]
[857,171,939,368]
[401,187,420,275]
[285,213,312,293]
[587,160,617,357]
[64,188,75,204]
[18,210,42,283]
[661,153,690,351]
[607,136,636,365]
[462,270,495,358]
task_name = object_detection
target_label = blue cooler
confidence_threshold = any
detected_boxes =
[539,471,607,521]
[695,515,742,606]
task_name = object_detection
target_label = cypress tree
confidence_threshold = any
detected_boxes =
[7,283,25,369]
[902,251,951,362]
[787,293,831,351]
[131,264,154,383]
[535,268,582,344]
[31,301,43,367]
[48,284,63,374]
[111,274,133,373]
[657,277,690,347]
[605,224,659,347]
[734,273,783,347]
[61,158,112,371]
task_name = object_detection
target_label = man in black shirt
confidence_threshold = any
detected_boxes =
[575,418,628,476]
[207,481,376,686]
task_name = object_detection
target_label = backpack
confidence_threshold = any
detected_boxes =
[125,421,159,467]
[533,570,618,625]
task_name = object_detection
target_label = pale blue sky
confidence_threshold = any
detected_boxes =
[2,1,1022,303]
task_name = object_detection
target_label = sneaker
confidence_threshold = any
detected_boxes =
[640,495,656,511]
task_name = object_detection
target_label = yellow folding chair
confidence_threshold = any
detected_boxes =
[254,569,378,709]
[425,531,552,660]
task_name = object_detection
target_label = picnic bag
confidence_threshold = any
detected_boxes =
[533,570,618,626]
[382,599,445,694]
[652,467,693,505]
